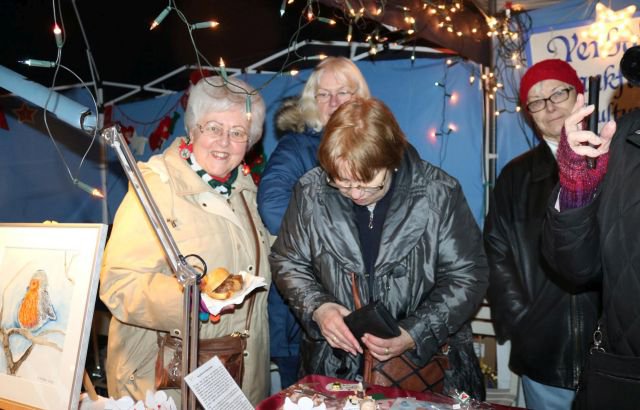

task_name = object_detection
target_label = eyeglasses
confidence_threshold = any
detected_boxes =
[196,121,249,143]
[526,87,574,113]
[315,90,354,104]
[326,170,388,195]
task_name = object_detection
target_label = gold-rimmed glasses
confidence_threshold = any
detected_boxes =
[196,121,249,143]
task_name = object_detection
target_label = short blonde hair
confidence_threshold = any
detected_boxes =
[184,76,265,147]
[299,57,370,131]
[318,98,407,182]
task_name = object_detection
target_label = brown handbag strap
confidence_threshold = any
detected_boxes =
[240,192,260,333]
[351,272,363,310]
[351,272,373,380]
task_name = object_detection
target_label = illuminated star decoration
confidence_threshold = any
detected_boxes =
[13,103,37,124]
[582,3,638,58]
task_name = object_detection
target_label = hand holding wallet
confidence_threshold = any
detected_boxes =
[344,300,401,341]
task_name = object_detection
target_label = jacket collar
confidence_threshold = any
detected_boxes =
[530,141,557,183]
[313,151,419,276]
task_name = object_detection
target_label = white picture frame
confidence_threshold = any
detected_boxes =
[0,223,108,410]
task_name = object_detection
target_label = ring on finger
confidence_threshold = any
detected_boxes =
[384,347,389,355]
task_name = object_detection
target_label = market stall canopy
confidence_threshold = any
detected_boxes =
[2,0,564,105]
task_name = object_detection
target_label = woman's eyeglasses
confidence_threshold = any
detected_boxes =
[196,121,248,143]
[526,87,574,113]
[326,170,388,195]
[315,90,354,104]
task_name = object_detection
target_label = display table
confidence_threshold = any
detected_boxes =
[256,375,524,410]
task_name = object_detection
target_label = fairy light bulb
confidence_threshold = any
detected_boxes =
[280,0,287,16]
[245,96,252,121]
[289,69,299,76]
[345,0,355,16]
[190,21,219,30]
[317,17,336,25]
[74,179,104,198]
[53,24,63,48]
[219,58,228,81]
[347,24,353,42]
[19,59,56,68]
[150,6,171,30]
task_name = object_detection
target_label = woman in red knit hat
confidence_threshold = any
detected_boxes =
[484,59,599,409]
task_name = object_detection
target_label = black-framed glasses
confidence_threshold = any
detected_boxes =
[315,90,354,104]
[326,170,388,195]
[196,121,249,143]
[526,87,574,113]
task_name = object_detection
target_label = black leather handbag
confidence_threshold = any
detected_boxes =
[574,323,640,410]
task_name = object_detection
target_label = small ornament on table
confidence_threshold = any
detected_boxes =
[360,398,376,410]
[283,394,327,410]
[452,389,471,409]
[343,394,376,410]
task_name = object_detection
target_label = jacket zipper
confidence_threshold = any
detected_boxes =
[571,294,580,387]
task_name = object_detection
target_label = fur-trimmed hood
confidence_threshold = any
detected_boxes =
[275,96,305,135]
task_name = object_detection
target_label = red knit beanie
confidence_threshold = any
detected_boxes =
[519,59,584,107]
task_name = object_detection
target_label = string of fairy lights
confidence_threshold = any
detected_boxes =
[18,0,531,197]
[23,1,634,198]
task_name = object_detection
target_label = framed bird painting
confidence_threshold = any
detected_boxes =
[0,223,107,410]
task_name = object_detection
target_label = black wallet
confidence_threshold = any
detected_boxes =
[344,301,401,341]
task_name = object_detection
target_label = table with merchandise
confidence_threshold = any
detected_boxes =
[256,375,525,410]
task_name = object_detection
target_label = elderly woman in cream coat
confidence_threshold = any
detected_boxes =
[100,76,271,406]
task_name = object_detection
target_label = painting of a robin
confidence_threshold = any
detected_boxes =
[17,269,57,332]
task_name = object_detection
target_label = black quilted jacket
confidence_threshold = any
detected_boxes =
[484,142,600,389]
[543,111,640,357]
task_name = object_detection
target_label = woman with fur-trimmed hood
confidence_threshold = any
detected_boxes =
[257,57,370,387]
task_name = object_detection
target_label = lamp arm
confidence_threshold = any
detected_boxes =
[101,125,199,410]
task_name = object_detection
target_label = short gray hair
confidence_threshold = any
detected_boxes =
[184,76,265,147]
